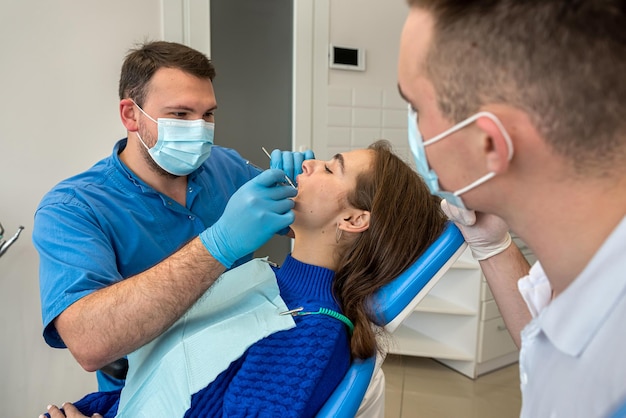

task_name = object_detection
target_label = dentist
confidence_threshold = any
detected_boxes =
[33,41,311,393]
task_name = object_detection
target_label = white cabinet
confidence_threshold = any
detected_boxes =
[388,247,519,379]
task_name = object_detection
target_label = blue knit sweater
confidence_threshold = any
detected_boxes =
[68,255,351,418]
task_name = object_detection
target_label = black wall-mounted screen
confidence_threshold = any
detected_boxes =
[333,47,359,66]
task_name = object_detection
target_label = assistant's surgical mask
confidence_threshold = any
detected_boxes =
[133,100,214,176]
[407,105,514,209]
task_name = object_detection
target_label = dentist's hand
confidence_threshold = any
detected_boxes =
[199,169,297,268]
[441,199,512,261]
[270,149,315,185]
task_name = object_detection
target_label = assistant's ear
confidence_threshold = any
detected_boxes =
[476,114,514,175]
[339,211,371,234]
[120,98,139,132]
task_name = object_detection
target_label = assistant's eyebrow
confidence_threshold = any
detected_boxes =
[332,153,345,173]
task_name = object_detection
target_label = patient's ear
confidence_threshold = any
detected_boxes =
[339,211,371,234]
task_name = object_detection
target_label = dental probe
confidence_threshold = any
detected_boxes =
[261,147,297,189]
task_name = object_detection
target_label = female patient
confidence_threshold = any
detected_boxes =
[44,140,447,418]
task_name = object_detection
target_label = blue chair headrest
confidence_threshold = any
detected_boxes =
[315,356,376,417]
[371,222,465,326]
[316,222,465,417]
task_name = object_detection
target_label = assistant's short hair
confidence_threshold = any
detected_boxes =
[408,0,626,173]
[118,41,216,106]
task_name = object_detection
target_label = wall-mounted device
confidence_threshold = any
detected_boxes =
[329,44,365,72]
[0,222,24,258]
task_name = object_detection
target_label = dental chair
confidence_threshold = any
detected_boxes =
[316,221,466,417]
[610,398,626,418]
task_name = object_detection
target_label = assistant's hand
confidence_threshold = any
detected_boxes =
[42,403,99,418]
[441,199,512,261]
[270,148,315,185]
[199,169,297,268]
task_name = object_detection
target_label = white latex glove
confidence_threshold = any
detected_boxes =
[441,199,512,261]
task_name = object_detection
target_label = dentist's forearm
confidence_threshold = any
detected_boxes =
[54,237,225,372]
[479,242,532,348]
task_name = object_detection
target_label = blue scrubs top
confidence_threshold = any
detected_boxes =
[33,139,260,391]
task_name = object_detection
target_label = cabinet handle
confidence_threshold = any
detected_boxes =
[497,325,508,331]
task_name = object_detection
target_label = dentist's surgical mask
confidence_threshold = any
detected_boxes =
[133,100,214,176]
[407,105,514,209]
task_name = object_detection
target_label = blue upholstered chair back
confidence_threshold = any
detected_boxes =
[316,222,466,417]
[610,398,626,418]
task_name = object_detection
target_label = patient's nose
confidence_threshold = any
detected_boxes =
[301,159,317,174]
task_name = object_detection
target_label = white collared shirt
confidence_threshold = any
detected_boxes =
[518,216,626,418]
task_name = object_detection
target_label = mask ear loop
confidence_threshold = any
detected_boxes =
[424,111,514,160]
[424,112,515,197]
[129,99,158,151]
[454,172,496,196]
[130,99,158,124]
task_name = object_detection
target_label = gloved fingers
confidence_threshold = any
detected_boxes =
[269,149,296,179]
[262,197,295,215]
[260,211,296,229]
[292,152,304,178]
[441,199,476,226]
[269,149,315,183]
[270,149,283,171]
[240,199,294,224]
[232,197,293,228]
[440,199,512,260]
[261,183,298,201]
[280,151,295,181]
[292,150,314,179]
[252,169,294,188]
[303,149,315,160]
[473,211,511,240]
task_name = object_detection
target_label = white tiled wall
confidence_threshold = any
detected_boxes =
[326,86,414,167]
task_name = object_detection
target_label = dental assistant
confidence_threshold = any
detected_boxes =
[32,41,311,392]
[399,1,626,416]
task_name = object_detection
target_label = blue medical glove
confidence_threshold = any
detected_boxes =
[199,169,297,268]
[270,148,315,185]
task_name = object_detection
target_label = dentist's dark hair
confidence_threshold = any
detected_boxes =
[333,140,447,359]
[119,41,216,107]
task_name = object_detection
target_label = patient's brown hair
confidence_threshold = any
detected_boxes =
[333,140,447,359]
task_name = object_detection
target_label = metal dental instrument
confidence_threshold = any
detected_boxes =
[280,306,354,335]
[0,222,25,258]
[261,147,297,189]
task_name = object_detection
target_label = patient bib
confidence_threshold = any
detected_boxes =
[116,258,295,418]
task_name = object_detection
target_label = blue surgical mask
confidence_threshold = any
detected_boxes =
[407,105,514,209]
[133,101,214,176]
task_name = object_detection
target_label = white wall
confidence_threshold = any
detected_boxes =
[0,1,161,415]
[309,0,411,163]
